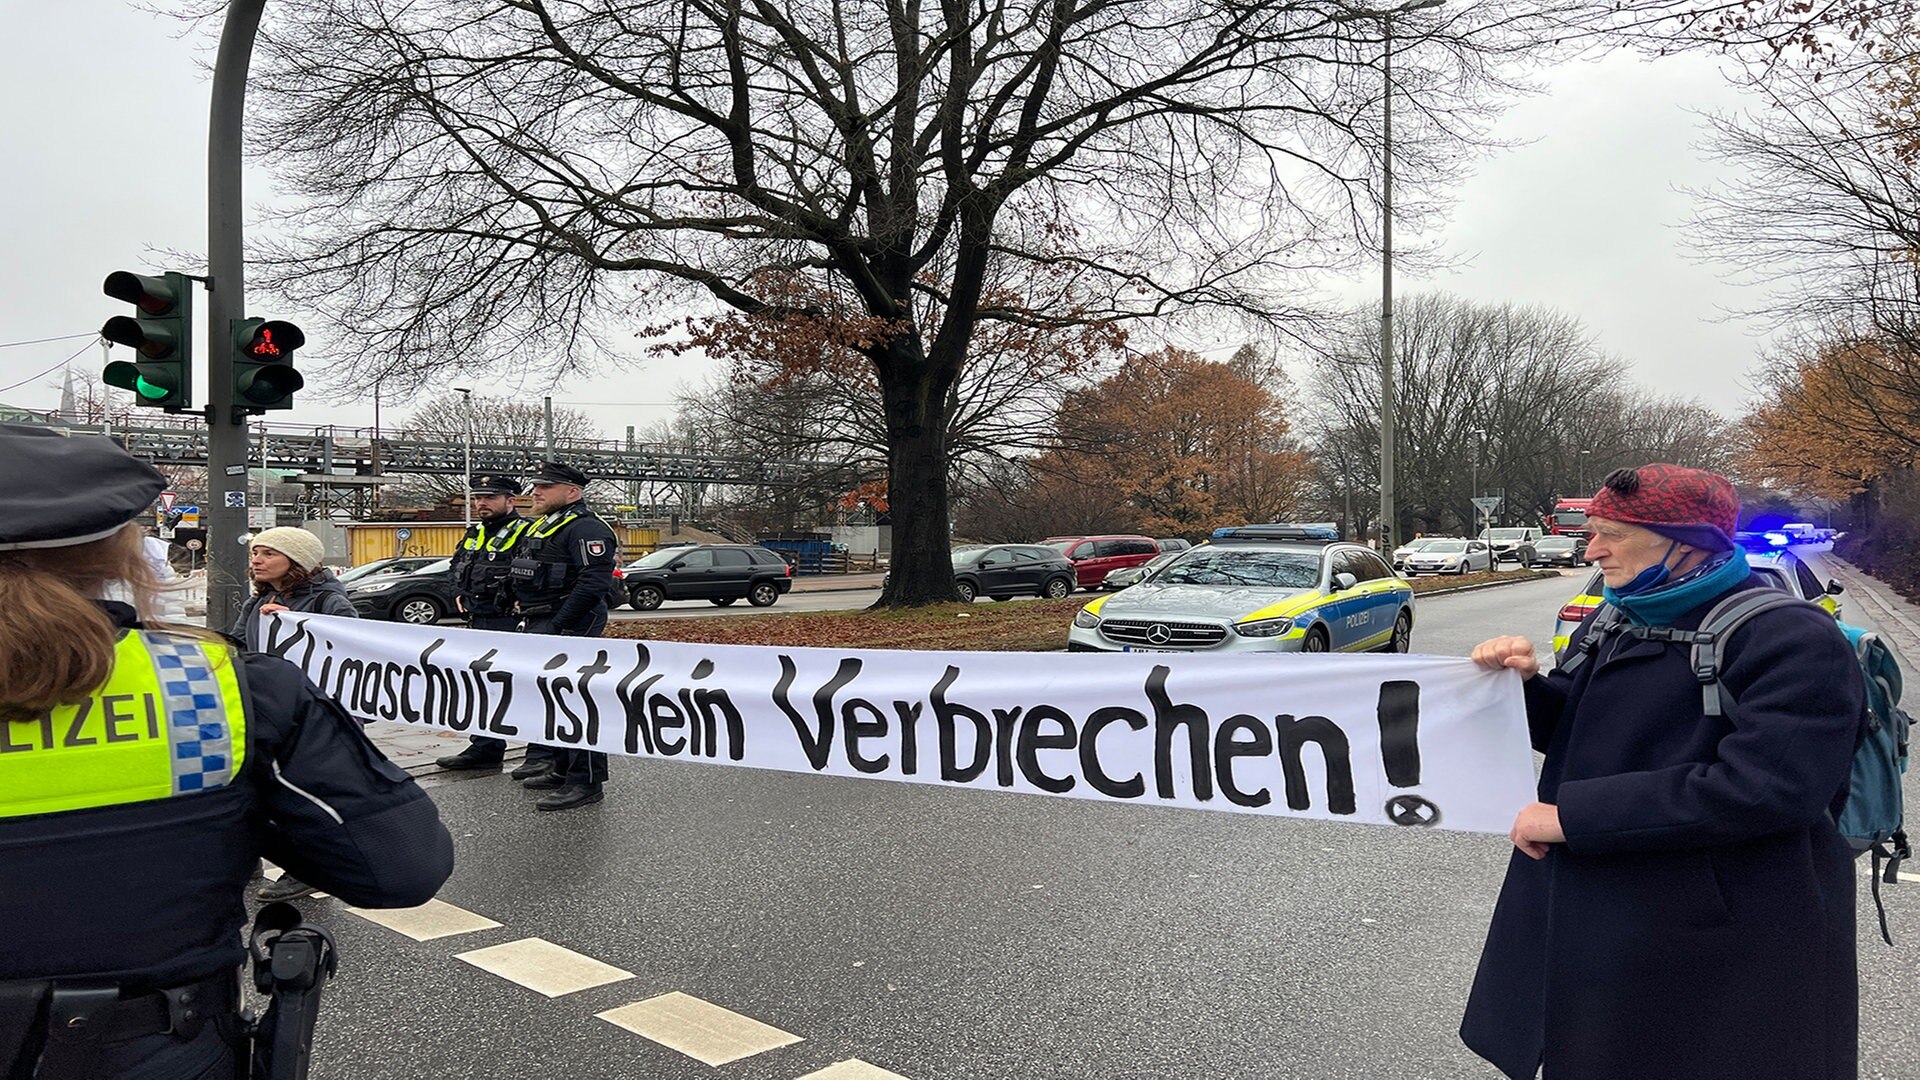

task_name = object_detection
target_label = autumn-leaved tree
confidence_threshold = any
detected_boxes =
[1743,334,1918,499]
[961,348,1311,539]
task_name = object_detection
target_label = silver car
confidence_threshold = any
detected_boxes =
[1067,541,1415,654]
[1400,538,1492,576]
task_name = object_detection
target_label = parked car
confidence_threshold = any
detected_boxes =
[1391,537,1447,570]
[1068,541,1414,654]
[1532,535,1589,567]
[622,543,794,610]
[1551,548,1844,652]
[345,558,458,624]
[1399,538,1493,576]
[1100,549,1184,591]
[1482,527,1542,565]
[951,544,1078,602]
[1041,535,1162,590]
[335,556,441,587]
[1156,538,1193,553]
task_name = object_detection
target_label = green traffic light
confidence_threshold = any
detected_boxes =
[100,270,193,410]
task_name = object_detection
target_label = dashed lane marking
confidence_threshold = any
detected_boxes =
[796,1061,913,1079]
[456,937,635,998]
[343,898,503,941]
[596,991,803,1066]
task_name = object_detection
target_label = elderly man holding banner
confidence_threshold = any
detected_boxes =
[1461,464,1865,1080]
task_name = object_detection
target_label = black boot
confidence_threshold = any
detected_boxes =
[510,755,555,780]
[436,747,505,770]
[535,785,605,811]
[522,771,567,790]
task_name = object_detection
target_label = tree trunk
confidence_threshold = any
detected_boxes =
[876,347,962,606]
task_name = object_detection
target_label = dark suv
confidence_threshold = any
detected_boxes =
[622,544,794,609]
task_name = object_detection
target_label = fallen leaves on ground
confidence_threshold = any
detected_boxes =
[602,598,1088,651]
[599,569,1565,651]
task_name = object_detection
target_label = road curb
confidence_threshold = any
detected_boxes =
[1411,572,1568,599]
[1812,555,1920,669]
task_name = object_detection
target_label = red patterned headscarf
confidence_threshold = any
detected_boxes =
[1586,464,1739,552]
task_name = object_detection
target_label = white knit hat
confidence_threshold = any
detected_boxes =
[249,526,326,571]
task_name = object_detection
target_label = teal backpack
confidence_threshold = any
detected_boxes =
[1561,592,1912,942]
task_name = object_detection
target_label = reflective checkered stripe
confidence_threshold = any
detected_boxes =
[0,632,247,819]
[149,635,245,794]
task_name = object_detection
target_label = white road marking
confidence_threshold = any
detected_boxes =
[796,1061,912,1079]
[596,991,802,1066]
[455,938,634,998]
[344,898,502,941]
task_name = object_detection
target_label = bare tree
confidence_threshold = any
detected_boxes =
[1307,294,1731,535]
[224,0,1539,603]
[386,393,603,504]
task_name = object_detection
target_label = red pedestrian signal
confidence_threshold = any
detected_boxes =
[230,318,306,411]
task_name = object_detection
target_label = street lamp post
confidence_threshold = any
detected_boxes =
[1349,0,1443,555]
[455,387,474,529]
[1579,448,1593,493]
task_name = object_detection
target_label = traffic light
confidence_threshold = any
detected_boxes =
[101,271,193,410]
[230,318,305,411]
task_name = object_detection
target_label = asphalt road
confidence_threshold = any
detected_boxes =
[302,565,1920,1079]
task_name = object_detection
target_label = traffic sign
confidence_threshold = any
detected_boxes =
[1471,496,1502,516]
[396,528,412,541]
[158,490,177,512]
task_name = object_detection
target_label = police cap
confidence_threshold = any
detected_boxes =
[471,474,521,496]
[0,424,166,550]
[530,461,590,488]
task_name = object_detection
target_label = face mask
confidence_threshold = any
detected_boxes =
[1613,540,1680,597]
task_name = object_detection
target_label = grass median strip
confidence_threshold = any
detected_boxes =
[602,570,1561,652]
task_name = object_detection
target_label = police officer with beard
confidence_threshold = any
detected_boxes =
[434,474,557,775]
[510,462,618,810]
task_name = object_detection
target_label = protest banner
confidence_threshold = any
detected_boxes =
[262,613,1537,833]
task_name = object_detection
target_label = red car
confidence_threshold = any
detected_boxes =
[1040,535,1163,590]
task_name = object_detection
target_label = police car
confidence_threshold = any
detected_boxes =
[1066,539,1415,653]
[1550,548,1844,652]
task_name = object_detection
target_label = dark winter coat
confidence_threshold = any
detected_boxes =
[230,567,358,650]
[1461,574,1867,1080]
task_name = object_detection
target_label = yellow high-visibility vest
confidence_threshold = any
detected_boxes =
[0,631,247,819]
[461,517,530,553]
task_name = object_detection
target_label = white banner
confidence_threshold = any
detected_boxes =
[261,613,1537,834]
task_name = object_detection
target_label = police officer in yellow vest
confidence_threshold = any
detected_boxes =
[510,461,619,811]
[0,425,455,1079]
[435,473,551,773]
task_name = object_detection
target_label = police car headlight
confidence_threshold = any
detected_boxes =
[352,581,399,594]
[1234,616,1294,638]
[1073,608,1102,629]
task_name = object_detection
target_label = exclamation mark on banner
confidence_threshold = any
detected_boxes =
[1377,680,1422,788]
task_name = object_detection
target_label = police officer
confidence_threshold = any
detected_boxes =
[510,461,619,811]
[434,473,554,774]
[0,424,455,1079]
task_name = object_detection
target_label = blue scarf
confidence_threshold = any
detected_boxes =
[1603,549,1751,627]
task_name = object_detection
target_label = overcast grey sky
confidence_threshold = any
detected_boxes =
[1,3,1771,436]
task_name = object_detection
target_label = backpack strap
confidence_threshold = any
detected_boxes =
[1556,602,1624,678]
[1682,590,1816,717]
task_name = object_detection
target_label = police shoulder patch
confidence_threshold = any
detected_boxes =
[585,539,608,558]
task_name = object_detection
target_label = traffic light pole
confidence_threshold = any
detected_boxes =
[204,0,267,630]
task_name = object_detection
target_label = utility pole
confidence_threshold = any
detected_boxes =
[204,0,267,629]
[543,396,555,460]
[456,387,473,528]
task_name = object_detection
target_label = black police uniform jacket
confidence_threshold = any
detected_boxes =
[509,500,617,635]
[1460,576,1867,1080]
[451,510,528,618]
[0,603,455,991]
